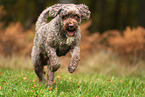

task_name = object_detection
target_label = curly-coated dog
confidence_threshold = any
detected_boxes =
[31,4,90,88]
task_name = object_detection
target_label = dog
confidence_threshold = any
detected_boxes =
[31,4,90,88]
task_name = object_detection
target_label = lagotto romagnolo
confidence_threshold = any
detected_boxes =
[31,4,91,88]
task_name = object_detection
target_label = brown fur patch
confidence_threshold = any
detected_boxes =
[64,18,78,31]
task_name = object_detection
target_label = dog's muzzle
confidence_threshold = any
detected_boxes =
[66,24,76,36]
[64,19,78,36]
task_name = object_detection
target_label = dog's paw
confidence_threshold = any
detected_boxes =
[68,66,76,73]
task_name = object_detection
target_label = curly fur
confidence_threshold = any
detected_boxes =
[31,4,90,88]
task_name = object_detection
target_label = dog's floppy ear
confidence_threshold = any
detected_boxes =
[77,4,91,20]
[48,4,63,17]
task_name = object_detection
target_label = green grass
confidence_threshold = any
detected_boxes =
[0,53,145,97]
[0,68,145,97]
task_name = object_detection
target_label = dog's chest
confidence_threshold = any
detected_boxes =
[56,37,75,56]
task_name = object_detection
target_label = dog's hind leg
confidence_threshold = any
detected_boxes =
[34,65,44,82]
[32,50,46,82]
[34,62,46,82]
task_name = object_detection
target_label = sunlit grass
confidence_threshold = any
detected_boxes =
[0,51,145,77]
[0,55,33,70]
[79,51,145,77]
[0,69,145,96]
[0,52,145,96]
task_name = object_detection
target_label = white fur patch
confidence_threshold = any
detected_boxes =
[66,36,75,45]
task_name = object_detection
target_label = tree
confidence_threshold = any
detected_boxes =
[138,0,145,27]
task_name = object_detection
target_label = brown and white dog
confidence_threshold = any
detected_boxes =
[31,4,90,88]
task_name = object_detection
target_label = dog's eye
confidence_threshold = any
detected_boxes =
[62,15,68,19]
[74,15,80,20]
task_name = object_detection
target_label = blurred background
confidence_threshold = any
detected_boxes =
[0,0,145,76]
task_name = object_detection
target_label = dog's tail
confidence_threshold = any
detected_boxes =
[35,7,50,32]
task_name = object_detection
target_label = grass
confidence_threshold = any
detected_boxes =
[0,52,145,97]
[0,69,145,97]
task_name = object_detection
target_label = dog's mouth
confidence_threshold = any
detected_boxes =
[66,24,78,36]
[67,30,75,36]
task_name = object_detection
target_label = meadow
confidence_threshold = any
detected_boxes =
[0,53,145,97]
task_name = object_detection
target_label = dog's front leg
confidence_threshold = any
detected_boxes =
[68,46,80,73]
[46,46,61,71]
[46,46,60,88]
[46,64,54,88]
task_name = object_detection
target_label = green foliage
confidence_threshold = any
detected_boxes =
[0,69,145,96]
[87,0,139,32]
[0,0,141,32]
[0,0,58,28]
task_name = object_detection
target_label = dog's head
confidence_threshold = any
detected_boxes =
[48,4,91,36]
